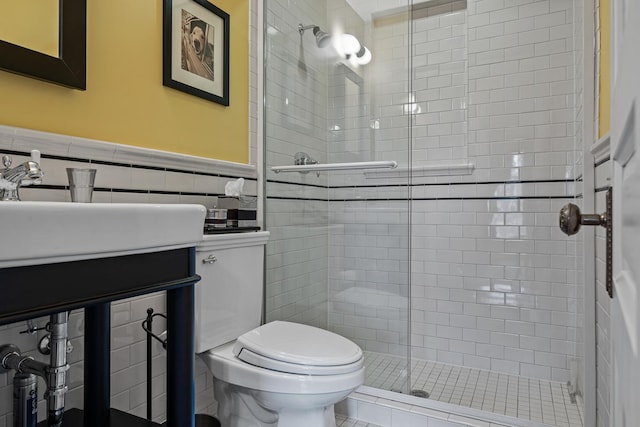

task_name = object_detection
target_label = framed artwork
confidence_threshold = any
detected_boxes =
[163,0,229,106]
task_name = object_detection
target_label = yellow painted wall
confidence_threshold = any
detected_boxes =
[0,1,58,57]
[0,0,249,163]
[599,0,610,138]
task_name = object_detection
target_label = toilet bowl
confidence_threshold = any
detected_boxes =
[195,233,364,427]
[199,321,365,427]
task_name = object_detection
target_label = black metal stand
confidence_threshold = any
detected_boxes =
[142,307,220,427]
[142,309,167,421]
[84,303,111,427]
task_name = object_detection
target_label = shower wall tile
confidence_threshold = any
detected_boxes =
[404,186,577,379]
[328,200,410,357]
[264,0,332,329]
[265,196,329,329]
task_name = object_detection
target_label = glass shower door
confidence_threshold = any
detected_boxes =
[263,0,412,394]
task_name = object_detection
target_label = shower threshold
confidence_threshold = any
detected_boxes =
[363,351,583,427]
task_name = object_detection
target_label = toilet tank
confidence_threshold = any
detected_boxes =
[194,231,269,353]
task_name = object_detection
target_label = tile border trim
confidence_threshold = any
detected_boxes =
[0,125,257,179]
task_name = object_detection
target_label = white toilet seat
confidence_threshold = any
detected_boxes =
[201,341,365,394]
[232,321,363,376]
[234,321,363,368]
[236,347,362,375]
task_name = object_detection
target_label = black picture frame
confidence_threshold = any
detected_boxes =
[163,0,230,106]
[0,0,86,90]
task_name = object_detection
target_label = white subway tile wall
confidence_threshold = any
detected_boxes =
[328,200,410,356]
[327,193,579,381]
[265,195,330,328]
[264,0,330,187]
[263,0,331,330]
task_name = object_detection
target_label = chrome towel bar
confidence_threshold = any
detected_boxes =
[271,160,398,174]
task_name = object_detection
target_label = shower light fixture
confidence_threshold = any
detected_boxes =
[298,24,332,48]
[353,46,372,65]
[339,33,361,55]
[346,45,372,65]
[299,23,372,65]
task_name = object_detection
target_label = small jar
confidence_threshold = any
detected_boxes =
[205,209,228,228]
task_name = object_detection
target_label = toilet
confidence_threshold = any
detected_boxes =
[194,231,364,427]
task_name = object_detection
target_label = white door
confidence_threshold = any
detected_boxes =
[610,0,640,426]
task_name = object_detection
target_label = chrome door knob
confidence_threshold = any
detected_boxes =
[559,203,608,236]
[560,189,613,298]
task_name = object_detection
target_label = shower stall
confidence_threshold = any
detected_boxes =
[262,0,586,425]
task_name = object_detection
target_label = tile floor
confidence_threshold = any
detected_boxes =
[363,351,584,427]
[335,414,382,427]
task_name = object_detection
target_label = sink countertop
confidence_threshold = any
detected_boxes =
[0,201,207,269]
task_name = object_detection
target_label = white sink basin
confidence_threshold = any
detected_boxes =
[0,201,207,268]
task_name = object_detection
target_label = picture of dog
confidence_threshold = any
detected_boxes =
[180,10,215,81]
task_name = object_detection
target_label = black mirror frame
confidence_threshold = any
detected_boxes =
[0,0,86,90]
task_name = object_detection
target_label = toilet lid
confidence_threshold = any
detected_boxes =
[233,321,363,375]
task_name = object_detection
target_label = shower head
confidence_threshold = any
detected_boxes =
[312,27,331,48]
[298,24,332,48]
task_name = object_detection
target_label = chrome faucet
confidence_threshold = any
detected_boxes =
[0,150,44,201]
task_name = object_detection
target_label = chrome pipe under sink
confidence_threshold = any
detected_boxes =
[0,311,69,426]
